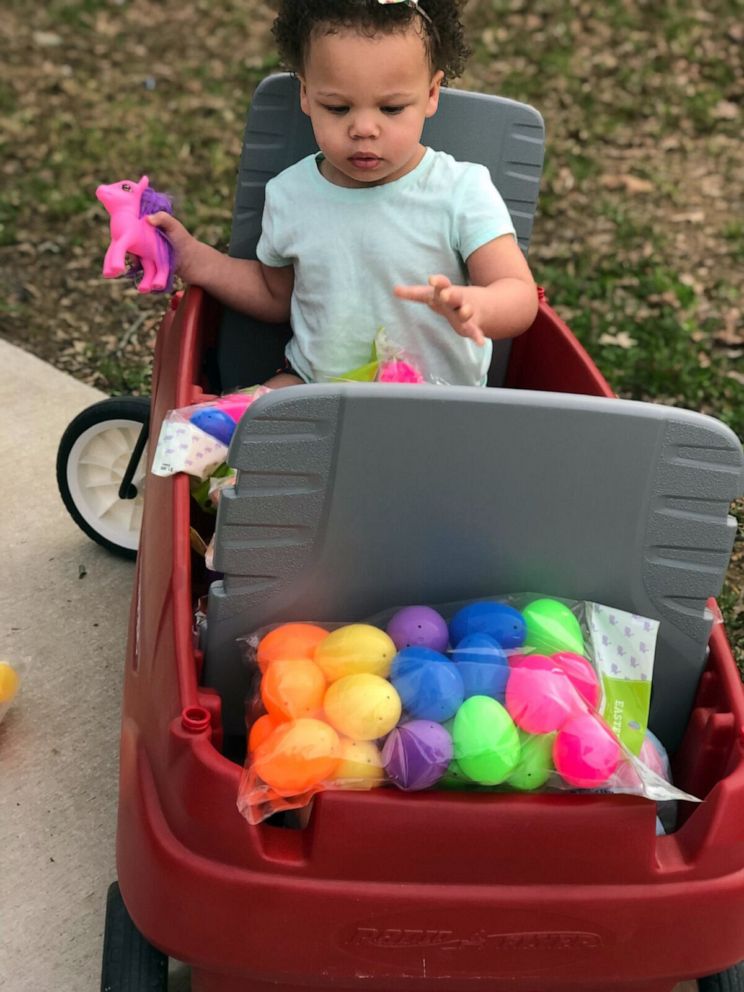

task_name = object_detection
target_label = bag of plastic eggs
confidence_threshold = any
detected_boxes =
[151,385,272,480]
[236,597,699,825]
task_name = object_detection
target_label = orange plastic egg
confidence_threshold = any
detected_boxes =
[256,623,329,674]
[248,713,279,753]
[261,657,327,720]
[253,718,340,795]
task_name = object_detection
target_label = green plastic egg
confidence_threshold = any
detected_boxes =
[523,599,585,656]
[508,732,556,791]
[452,695,520,785]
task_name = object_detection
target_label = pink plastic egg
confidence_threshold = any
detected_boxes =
[553,713,621,788]
[505,655,582,734]
[550,652,600,710]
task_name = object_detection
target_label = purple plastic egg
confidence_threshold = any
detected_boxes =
[387,606,449,653]
[382,720,453,790]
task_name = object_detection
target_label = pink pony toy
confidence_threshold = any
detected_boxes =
[95,175,175,293]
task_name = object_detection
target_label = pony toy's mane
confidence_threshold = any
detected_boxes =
[126,181,175,292]
[138,186,173,218]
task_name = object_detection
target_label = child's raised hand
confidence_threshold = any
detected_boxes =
[394,275,486,346]
[146,212,202,284]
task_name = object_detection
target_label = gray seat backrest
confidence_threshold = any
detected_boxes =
[203,384,744,750]
[216,73,545,391]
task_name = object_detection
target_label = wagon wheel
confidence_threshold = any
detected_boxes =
[698,964,744,991]
[100,881,168,992]
[57,396,150,559]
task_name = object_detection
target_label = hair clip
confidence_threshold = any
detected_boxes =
[377,0,432,25]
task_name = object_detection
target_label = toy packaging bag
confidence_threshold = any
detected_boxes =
[150,386,271,480]
[334,328,427,384]
[236,595,699,825]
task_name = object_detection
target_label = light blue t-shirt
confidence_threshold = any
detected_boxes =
[256,148,516,386]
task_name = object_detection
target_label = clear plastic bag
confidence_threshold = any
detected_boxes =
[150,386,271,480]
[333,329,426,384]
[236,596,699,825]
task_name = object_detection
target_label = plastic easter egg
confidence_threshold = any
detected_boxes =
[551,652,600,710]
[215,392,256,422]
[449,602,526,650]
[314,624,396,682]
[439,758,474,790]
[0,662,19,703]
[642,729,671,781]
[523,599,585,656]
[451,633,509,701]
[452,695,521,785]
[253,718,340,795]
[333,739,385,789]
[382,720,452,790]
[390,647,464,722]
[324,673,401,740]
[261,657,326,721]
[256,623,329,674]
[248,713,279,753]
[505,654,583,734]
[189,407,237,446]
[553,713,621,788]
[386,606,449,652]
[508,732,555,791]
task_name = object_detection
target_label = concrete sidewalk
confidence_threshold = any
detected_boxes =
[0,340,136,991]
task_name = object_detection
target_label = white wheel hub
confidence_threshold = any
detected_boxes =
[65,418,147,552]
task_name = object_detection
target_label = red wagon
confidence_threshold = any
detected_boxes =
[58,76,744,992]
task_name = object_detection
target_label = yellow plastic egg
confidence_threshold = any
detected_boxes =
[314,624,397,682]
[0,662,19,704]
[324,673,402,740]
[333,739,385,789]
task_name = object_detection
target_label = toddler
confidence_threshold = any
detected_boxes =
[150,0,538,387]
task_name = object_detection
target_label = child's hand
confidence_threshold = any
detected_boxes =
[394,275,486,346]
[146,212,203,285]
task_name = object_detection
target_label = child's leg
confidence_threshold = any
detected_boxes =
[263,372,304,389]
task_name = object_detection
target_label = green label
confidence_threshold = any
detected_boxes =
[600,676,652,756]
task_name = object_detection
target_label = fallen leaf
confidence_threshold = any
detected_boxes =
[598,331,638,349]
[711,100,739,121]
[601,174,654,194]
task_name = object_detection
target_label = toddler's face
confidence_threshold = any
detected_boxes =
[299,24,443,188]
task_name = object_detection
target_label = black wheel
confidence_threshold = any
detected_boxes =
[101,881,168,992]
[699,963,744,991]
[57,396,150,559]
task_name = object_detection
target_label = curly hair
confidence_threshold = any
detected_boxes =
[272,0,470,83]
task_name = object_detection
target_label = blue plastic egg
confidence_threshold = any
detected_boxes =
[390,646,464,723]
[451,633,510,701]
[449,602,526,650]
[190,407,236,446]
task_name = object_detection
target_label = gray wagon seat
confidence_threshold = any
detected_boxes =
[203,76,744,751]
[205,384,743,750]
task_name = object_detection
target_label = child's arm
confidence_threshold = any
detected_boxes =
[393,234,537,347]
[147,213,293,323]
